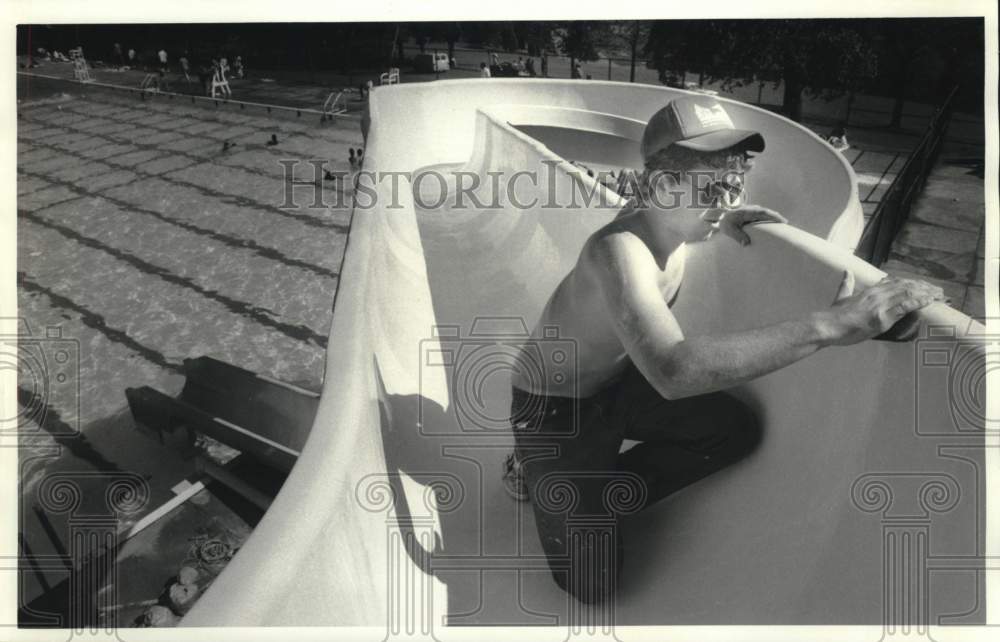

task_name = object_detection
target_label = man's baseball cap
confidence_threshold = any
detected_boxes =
[640,95,765,162]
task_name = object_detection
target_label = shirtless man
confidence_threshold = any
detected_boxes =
[503,95,946,604]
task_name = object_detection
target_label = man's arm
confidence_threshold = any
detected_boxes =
[585,233,945,400]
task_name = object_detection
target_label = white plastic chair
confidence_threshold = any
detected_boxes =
[211,67,231,98]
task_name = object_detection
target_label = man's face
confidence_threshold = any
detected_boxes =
[662,155,754,242]
[708,150,755,204]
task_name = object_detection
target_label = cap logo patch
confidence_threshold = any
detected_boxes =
[692,103,734,130]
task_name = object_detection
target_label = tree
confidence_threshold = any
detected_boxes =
[645,19,877,122]
[643,20,716,88]
[463,22,501,49]
[603,21,651,82]
[389,22,410,66]
[500,23,520,52]
[391,23,406,64]
[874,18,981,128]
[463,22,521,53]
[441,22,462,63]
[555,21,607,79]
[624,21,650,83]
[518,22,560,57]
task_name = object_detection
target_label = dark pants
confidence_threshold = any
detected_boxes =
[510,363,761,604]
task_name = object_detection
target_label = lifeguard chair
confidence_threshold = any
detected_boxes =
[322,91,348,120]
[70,47,94,83]
[211,65,231,99]
[140,74,161,92]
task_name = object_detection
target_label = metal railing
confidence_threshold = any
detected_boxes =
[854,85,959,267]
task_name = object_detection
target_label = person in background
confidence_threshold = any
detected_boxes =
[480,62,492,78]
[827,124,850,152]
[179,53,191,83]
[541,54,548,77]
[198,61,213,95]
[157,48,170,89]
[233,55,244,79]
[355,148,364,166]
[205,58,226,97]
[349,148,357,170]
[525,56,537,77]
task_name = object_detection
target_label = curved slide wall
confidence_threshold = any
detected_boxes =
[357,79,865,246]
[183,80,985,629]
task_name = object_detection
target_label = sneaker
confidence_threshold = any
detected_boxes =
[502,451,530,502]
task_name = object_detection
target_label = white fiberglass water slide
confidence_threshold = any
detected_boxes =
[183,80,987,629]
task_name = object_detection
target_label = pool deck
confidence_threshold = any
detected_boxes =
[881,154,987,320]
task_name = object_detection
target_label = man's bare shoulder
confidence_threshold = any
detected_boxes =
[572,211,688,318]
[580,212,678,283]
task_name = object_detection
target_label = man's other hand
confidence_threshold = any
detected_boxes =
[715,204,787,246]
[819,272,947,346]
